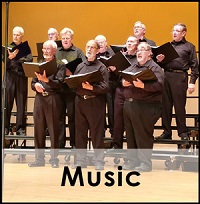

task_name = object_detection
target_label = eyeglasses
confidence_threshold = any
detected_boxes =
[97,41,106,44]
[134,26,143,30]
[61,37,71,40]
[42,48,51,51]
[136,49,150,53]
[172,30,182,33]
[48,33,56,36]
[13,34,22,37]
[86,46,98,50]
[127,41,138,44]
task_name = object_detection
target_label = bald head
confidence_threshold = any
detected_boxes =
[85,39,100,60]
[48,28,59,41]
[95,34,107,53]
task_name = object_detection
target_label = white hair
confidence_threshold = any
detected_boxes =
[43,40,57,49]
[48,27,58,34]
[95,35,107,41]
[13,26,24,36]
[134,21,146,30]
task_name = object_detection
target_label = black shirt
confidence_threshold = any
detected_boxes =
[124,59,164,103]
[139,37,156,46]
[161,38,199,84]
[31,58,66,93]
[6,41,33,74]
[75,58,109,96]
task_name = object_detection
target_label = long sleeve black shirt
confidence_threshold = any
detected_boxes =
[74,58,109,96]
[31,58,66,93]
[161,38,199,84]
[5,41,33,75]
[124,59,164,103]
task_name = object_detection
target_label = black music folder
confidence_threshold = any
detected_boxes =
[36,40,62,61]
[2,45,13,60]
[110,45,127,53]
[64,69,104,89]
[36,42,43,61]
[119,68,157,82]
[98,51,131,71]
[22,58,57,77]
[55,40,62,47]
[65,58,83,74]
[2,41,31,61]
[151,42,180,64]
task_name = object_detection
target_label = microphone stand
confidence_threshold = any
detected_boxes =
[2,1,10,190]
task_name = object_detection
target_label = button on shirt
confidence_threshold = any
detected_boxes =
[161,38,199,84]
[75,59,109,96]
[123,59,164,103]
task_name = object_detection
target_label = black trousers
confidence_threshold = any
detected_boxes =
[162,71,188,136]
[105,80,118,135]
[33,93,62,163]
[112,87,126,148]
[123,100,162,168]
[75,95,105,165]
[5,71,27,131]
[112,86,133,148]
[59,88,76,148]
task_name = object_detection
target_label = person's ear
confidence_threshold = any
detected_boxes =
[182,31,186,37]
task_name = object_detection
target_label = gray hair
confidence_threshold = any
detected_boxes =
[134,21,146,30]
[174,23,187,32]
[95,35,107,41]
[48,27,58,34]
[60,27,74,37]
[43,40,57,49]
[138,42,151,50]
[13,26,24,36]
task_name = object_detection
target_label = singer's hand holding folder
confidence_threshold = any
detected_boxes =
[64,69,104,89]
[22,58,57,77]
[98,51,131,71]
[119,68,157,83]
[151,42,179,64]
[110,45,127,53]
[2,41,31,61]
[2,45,13,60]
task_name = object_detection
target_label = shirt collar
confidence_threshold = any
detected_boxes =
[10,42,21,47]
[97,50,110,58]
[125,52,136,58]
[58,44,75,51]
[84,58,98,65]
[139,37,147,43]
[136,59,152,68]
[171,37,186,45]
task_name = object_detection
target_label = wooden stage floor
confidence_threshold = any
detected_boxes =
[2,150,199,203]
